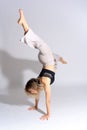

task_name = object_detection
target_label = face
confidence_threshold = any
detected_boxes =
[28,88,38,94]
[25,88,40,99]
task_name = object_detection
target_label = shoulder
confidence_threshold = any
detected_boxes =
[40,77,50,83]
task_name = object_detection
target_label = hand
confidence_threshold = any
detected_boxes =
[40,114,50,120]
[28,106,38,111]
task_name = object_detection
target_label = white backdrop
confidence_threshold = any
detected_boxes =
[0,0,87,89]
[0,0,87,130]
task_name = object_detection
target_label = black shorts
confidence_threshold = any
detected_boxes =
[38,68,55,84]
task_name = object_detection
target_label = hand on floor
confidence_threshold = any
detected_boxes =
[28,106,38,111]
[40,114,50,120]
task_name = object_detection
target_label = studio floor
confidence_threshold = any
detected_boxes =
[0,85,87,130]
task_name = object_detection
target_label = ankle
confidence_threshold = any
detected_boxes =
[22,24,29,34]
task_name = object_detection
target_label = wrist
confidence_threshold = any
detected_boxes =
[47,112,50,116]
[35,105,38,109]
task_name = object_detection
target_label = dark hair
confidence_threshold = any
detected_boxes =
[25,78,41,93]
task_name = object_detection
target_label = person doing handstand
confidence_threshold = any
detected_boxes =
[18,9,67,120]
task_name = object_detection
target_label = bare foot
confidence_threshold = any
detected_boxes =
[18,9,25,25]
[18,9,29,33]
[59,57,67,64]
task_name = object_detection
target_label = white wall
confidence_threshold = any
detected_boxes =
[0,0,87,90]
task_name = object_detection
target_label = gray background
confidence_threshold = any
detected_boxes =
[0,0,87,130]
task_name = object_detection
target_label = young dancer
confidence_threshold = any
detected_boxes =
[18,9,67,120]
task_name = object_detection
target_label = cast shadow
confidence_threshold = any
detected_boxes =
[0,49,42,106]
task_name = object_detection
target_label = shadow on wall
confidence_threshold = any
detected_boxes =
[0,49,42,105]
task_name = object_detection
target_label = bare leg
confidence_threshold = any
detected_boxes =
[18,9,29,34]
[59,57,67,64]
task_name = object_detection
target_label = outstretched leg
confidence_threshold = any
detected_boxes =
[18,9,29,34]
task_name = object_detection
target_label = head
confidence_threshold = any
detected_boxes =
[25,78,43,98]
